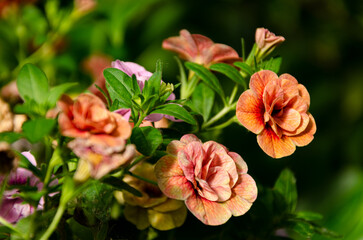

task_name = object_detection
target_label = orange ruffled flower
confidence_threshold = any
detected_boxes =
[162,29,240,67]
[236,70,316,158]
[154,134,257,226]
[58,93,131,147]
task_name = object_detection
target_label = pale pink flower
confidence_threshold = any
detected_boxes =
[154,134,257,226]
[162,29,241,67]
[0,152,42,223]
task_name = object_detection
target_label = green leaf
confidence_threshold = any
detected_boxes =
[16,151,42,178]
[17,63,49,104]
[274,168,298,212]
[185,62,225,101]
[104,68,133,108]
[47,82,77,108]
[210,63,247,89]
[102,176,142,197]
[289,220,315,238]
[314,225,343,239]
[151,104,196,125]
[296,211,323,221]
[130,127,163,156]
[22,118,56,143]
[191,83,215,122]
[143,60,162,97]
[260,57,282,73]
[234,61,254,76]
[131,74,141,95]
[0,132,23,143]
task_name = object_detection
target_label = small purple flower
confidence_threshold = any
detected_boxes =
[111,60,180,122]
[0,152,42,223]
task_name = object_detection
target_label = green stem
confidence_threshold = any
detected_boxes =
[205,116,238,131]
[0,216,23,236]
[181,74,199,99]
[127,171,158,186]
[39,204,66,240]
[229,84,239,105]
[202,102,237,130]
[133,112,146,128]
[125,155,148,172]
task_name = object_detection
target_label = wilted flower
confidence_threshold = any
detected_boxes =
[58,93,131,147]
[112,60,179,123]
[162,29,240,67]
[255,28,285,61]
[83,53,112,103]
[0,152,42,223]
[154,134,257,226]
[115,162,187,230]
[236,70,316,158]
[69,138,135,181]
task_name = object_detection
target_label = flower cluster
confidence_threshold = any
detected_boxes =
[0,23,323,240]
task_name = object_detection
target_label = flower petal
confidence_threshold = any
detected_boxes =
[224,174,257,216]
[249,70,278,99]
[185,193,231,226]
[257,126,296,158]
[162,29,198,61]
[273,108,301,132]
[290,113,316,147]
[236,90,265,134]
[124,205,150,230]
[180,134,201,144]
[203,43,240,66]
[228,152,248,174]
[148,203,187,230]
[166,140,186,156]
[154,155,193,200]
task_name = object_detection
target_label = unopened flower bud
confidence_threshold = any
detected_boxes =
[255,28,285,61]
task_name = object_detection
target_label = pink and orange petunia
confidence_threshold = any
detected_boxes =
[236,70,316,158]
[154,134,257,226]
[162,29,241,67]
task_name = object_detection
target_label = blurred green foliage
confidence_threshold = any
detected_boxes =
[1,0,363,239]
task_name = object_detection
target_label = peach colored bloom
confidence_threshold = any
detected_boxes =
[58,93,131,147]
[255,28,285,60]
[154,134,257,226]
[236,70,316,158]
[115,162,187,230]
[69,138,135,181]
[162,29,241,67]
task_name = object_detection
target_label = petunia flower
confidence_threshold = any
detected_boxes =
[69,138,135,181]
[154,134,257,226]
[114,162,187,230]
[162,29,241,67]
[0,152,42,223]
[112,60,179,123]
[236,70,316,158]
[255,28,285,61]
[58,93,132,148]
